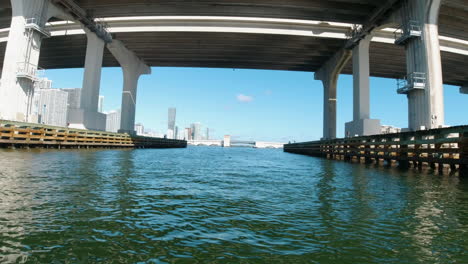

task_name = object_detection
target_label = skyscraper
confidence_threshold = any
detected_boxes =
[185,127,192,140]
[35,89,69,127]
[98,96,104,113]
[175,125,179,140]
[135,123,144,135]
[191,122,202,140]
[60,88,81,109]
[168,107,176,134]
[205,128,210,140]
[105,109,121,132]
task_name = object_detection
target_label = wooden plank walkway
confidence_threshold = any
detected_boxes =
[0,120,187,149]
[284,125,468,173]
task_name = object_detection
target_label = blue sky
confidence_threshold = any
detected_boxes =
[45,67,466,142]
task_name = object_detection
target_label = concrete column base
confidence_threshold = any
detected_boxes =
[67,108,106,131]
[345,119,381,137]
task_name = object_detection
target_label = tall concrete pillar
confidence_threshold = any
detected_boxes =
[107,40,151,135]
[0,0,50,122]
[67,28,106,130]
[0,0,72,123]
[399,0,444,130]
[315,50,352,139]
[81,29,104,112]
[345,35,381,137]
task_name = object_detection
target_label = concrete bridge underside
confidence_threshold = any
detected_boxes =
[0,0,467,137]
[0,0,467,38]
[0,32,466,86]
[0,0,467,85]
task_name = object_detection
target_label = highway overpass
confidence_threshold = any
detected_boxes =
[0,0,466,139]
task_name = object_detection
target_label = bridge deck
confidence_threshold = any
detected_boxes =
[284,126,468,172]
[0,1,467,86]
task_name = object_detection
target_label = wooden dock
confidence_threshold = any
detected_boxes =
[0,120,187,149]
[284,126,468,173]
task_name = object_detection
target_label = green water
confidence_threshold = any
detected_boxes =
[0,147,467,263]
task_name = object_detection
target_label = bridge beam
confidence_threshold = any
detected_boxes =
[68,28,106,130]
[107,40,151,135]
[0,0,70,122]
[461,84,468,94]
[345,35,381,137]
[315,49,352,139]
[398,0,445,130]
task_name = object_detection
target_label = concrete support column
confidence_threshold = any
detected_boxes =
[67,29,106,130]
[0,0,49,122]
[400,0,444,130]
[315,50,352,139]
[345,35,381,137]
[107,40,151,135]
[322,78,337,139]
[0,0,72,123]
[353,36,371,121]
[81,29,104,112]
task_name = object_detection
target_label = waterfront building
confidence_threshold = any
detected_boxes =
[206,128,210,140]
[30,78,53,123]
[191,122,202,140]
[184,128,191,140]
[35,89,69,127]
[166,129,174,139]
[135,123,144,135]
[105,109,121,132]
[381,125,402,134]
[60,88,81,109]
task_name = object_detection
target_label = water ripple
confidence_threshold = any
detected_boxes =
[0,147,467,263]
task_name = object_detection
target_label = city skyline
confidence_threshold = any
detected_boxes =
[44,67,466,142]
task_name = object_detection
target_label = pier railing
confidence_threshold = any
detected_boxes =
[0,120,186,149]
[285,126,468,171]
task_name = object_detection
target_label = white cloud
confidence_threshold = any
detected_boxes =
[236,94,253,103]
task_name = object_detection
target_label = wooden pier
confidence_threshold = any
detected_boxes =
[284,126,468,173]
[0,120,187,149]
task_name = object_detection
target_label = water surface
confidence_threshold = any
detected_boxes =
[0,147,467,263]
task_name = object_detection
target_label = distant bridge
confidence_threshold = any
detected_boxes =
[187,137,284,149]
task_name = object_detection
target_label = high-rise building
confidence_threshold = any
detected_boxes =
[191,122,202,140]
[98,96,104,113]
[61,88,82,127]
[30,78,53,123]
[105,109,121,132]
[168,108,176,134]
[36,77,52,90]
[60,88,81,109]
[135,123,144,135]
[205,128,210,140]
[166,129,174,139]
[184,127,192,140]
[175,126,179,140]
[35,89,69,127]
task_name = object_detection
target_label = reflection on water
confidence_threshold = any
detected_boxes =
[0,147,467,263]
